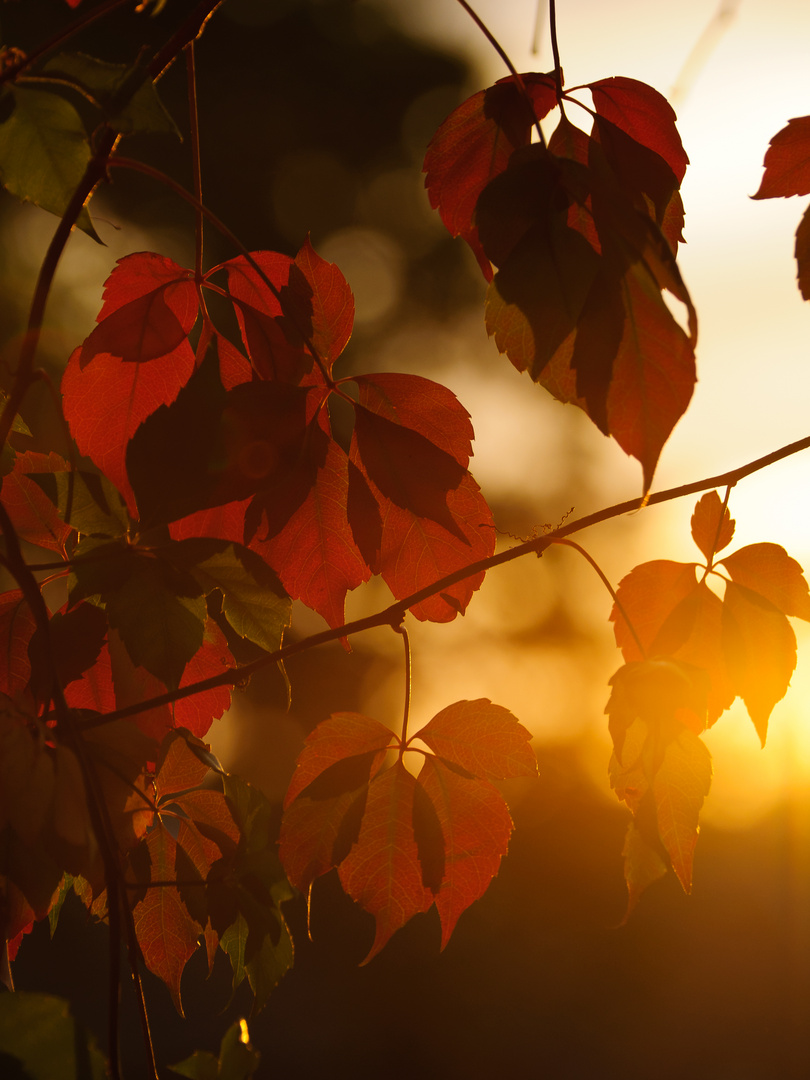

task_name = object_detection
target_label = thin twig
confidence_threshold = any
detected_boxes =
[78,431,810,729]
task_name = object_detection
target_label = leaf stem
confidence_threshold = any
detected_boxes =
[78,431,810,728]
[552,537,646,658]
[107,156,336,386]
[185,41,204,284]
[454,0,547,147]
[395,622,412,750]
[548,0,565,110]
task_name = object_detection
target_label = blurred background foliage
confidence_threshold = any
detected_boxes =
[3,1,810,1077]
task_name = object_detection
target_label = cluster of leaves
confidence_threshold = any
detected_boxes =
[424,71,695,491]
[606,491,810,912]
[0,0,809,1076]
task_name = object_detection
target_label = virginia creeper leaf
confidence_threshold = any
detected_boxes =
[28,468,130,538]
[43,52,180,137]
[690,490,735,561]
[172,537,291,654]
[78,253,198,368]
[133,825,202,1015]
[721,582,797,746]
[588,76,688,183]
[0,86,99,240]
[752,116,810,199]
[283,712,393,808]
[414,699,537,780]
[337,760,435,964]
[653,726,712,893]
[423,73,558,277]
[0,451,73,552]
[169,1019,260,1080]
[353,372,474,468]
[0,992,108,1080]
[251,434,371,631]
[719,542,810,620]
[795,203,810,300]
[416,754,514,948]
[61,337,195,518]
[619,822,667,922]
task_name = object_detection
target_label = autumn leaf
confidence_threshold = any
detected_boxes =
[61,337,195,519]
[218,238,353,381]
[416,754,514,949]
[752,116,810,199]
[78,253,198,368]
[0,452,74,553]
[414,699,537,780]
[250,434,372,631]
[423,73,558,277]
[690,490,735,561]
[588,76,689,185]
[280,701,534,960]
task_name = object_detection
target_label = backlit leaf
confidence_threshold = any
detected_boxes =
[653,727,712,893]
[252,435,371,630]
[43,52,180,137]
[79,253,198,368]
[752,115,810,199]
[0,452,73,553]
[416,755,513,948]
[690,490,735,561]
[0,86,99,240]
[588,76,689,183]
[721,582,797,746]
[0,992,108,1080]
[719,542,810,620]
[423,73,558,277]
[414,699,537,780]
[61,338,195,518]
[338,761,434,964]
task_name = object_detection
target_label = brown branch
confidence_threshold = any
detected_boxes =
[80,432,810,729]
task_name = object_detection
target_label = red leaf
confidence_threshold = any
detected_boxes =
[795,204,810,300]
[79,253,197,368]
[588,77,688,183]
[719,542,810,620]
[414,699,536,780]
[0,590,36,696]
[353,373,474,468]
[61,339,195,518]
[423,74,557,278]
[132,826,202,1015]
[372,471,495,622]
[722,582,797,745]
[283,712,392,808]
[253,435,372,630]
[220,240,352,381]
[0,451,72,553]
[612,560,699,659]
[653,728,712,893]
[337,761,434,964]
[605,261,695,491]
[416,755,513,948]
[293,236,355,367]
[752,116,810,199]
[690,491,735,561]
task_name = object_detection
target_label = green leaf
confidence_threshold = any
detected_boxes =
[219,775,294,1013]
[0,992,108,1080]
[68,539,207,688]
[28,470,130,538]
[0,87,99,241]
[43,52,180,137]
[169,1021,260,1080]
[172,538,291,653]
[105,564,206,690]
